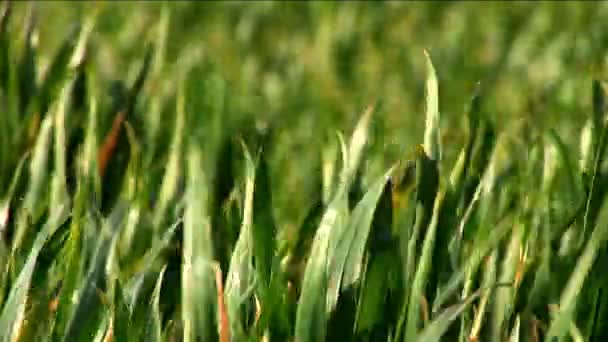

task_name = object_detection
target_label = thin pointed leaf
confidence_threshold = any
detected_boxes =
[423,50,441,162]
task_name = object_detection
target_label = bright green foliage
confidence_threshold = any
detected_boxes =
[1,1,608,341]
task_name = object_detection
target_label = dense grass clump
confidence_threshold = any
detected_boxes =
[2,1,608,341]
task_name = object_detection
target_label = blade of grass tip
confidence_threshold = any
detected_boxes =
[322,138,339,205]
[68,9,96,71]
[0,152,29,235]
[344,103,375,184]
[135,218,182,276]
[325,105,375,312]
[580,81,608,246]
[0,204,67,342]
[224,142,256,341]
[142,265,167,342]
[508,315,520,342]
[449,84,482,192]
[405,190,446,342]
[23,113,54,222]
[182,145,217,342]
[416,289,482,342]
[423,49,441,162]
[546,199,608,339]
[338,166,395,289]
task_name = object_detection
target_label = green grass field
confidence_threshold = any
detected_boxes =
[1,1,608,341]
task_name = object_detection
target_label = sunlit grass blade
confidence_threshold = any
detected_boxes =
[182,145,217,342]
[338,166,395,289]
[423,49,441,162]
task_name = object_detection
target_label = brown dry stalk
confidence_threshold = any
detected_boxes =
[98,111,126,178]
[420,295,430,324]
[213,263,230,342]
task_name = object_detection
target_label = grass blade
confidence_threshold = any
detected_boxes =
[405,190,445,341]
[423,49,441,162]
[142,266,167,342]
[0,204,67,342]
[182,145,217,342]
[416,290,481,342]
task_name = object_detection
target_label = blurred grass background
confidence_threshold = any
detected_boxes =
[15,1,608,227]
[8,0,608,227]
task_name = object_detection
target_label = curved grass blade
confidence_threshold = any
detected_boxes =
[142,265,167,342]
[23,114,53,222]
[416,289,482,342]
[338,166,395,290]
[0,204,67,342]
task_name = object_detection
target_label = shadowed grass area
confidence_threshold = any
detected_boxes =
[1,1,608,341]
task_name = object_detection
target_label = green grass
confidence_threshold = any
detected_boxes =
[1,1,608,341]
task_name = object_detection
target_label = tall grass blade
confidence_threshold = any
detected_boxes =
[405,190,445,341]
[182,145,217,342]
